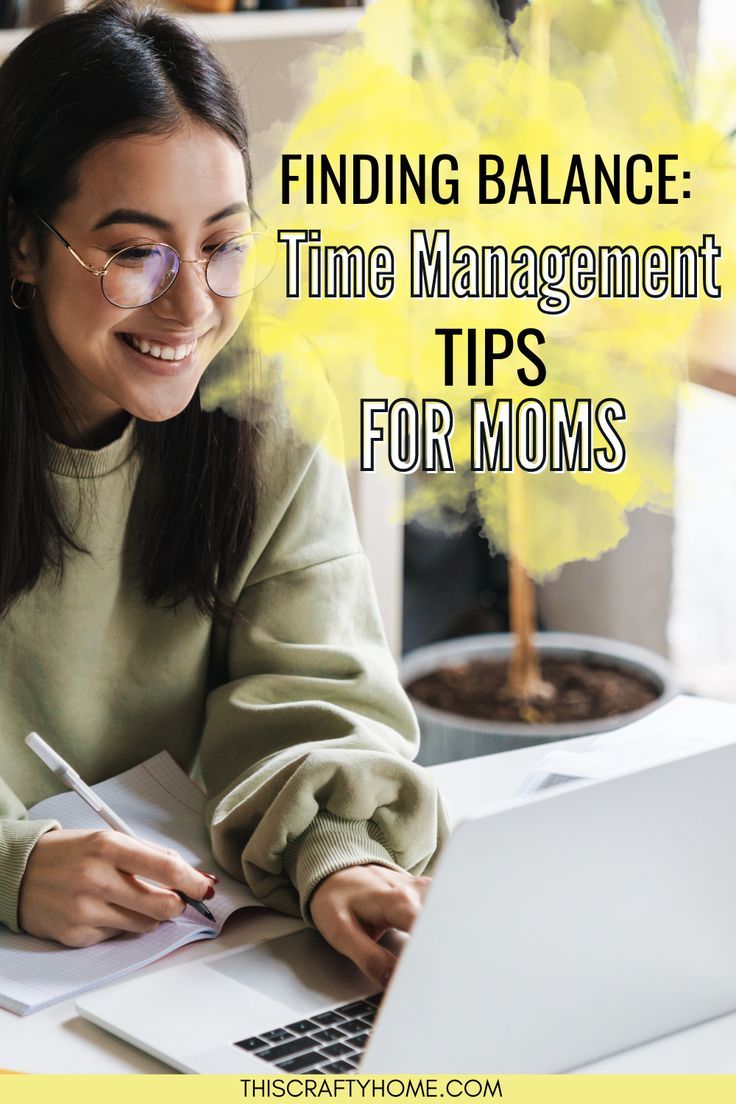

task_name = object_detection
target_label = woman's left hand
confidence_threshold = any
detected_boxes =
[310,864,431,989]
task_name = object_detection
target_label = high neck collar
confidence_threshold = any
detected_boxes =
[45,417,138,478]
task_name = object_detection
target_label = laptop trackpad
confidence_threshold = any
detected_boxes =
[206,929,375,1015]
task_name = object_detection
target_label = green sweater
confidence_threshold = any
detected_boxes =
[0,411,448,934]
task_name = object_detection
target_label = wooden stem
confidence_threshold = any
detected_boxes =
[505,486,554,703]
[507,555,544,699]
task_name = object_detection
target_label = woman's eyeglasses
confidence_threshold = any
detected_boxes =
[33,214,278,309]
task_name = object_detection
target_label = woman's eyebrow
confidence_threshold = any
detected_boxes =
[205,202,250,224]
[91,202,250,232]
[92,208,173,231]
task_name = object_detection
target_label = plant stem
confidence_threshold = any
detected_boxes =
[507,555,545,699]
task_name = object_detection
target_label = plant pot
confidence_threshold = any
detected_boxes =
[401,632,679,767]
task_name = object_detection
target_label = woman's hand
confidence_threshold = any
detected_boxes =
[310,864,431,989]
[18,828,215,947]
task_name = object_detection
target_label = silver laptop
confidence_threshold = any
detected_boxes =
[76,741,736,1073]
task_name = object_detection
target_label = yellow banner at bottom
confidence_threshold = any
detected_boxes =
[1,1076,736,1104]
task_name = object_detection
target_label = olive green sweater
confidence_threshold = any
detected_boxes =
[0,411,448,934]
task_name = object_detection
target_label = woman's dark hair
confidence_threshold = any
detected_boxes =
[0,0,259,622]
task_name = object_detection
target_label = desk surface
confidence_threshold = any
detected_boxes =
[3,703,736,1074]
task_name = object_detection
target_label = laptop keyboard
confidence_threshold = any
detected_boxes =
[234,995,381,1073]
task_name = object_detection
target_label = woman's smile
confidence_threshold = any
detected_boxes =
[115,333,199,376]
[117,330,205,376]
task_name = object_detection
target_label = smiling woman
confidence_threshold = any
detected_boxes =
[0,0,447,986]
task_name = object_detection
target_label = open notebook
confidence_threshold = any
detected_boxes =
[0,751,268,1016]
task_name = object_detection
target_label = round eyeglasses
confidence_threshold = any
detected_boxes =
[34,214,278,309]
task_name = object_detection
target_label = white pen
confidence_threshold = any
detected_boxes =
[25,731,215,923]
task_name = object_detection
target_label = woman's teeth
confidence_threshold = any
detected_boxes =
[126,334,195,361]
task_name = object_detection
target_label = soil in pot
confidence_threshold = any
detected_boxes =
[406,657,660,726]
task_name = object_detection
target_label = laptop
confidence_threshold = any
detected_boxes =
[76,740,736,1073]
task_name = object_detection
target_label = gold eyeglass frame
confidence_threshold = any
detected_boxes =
[33,212,274,308]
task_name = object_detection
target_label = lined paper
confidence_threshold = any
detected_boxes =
[0,752,262,1015]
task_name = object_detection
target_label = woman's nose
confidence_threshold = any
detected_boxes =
[151,258,212,328]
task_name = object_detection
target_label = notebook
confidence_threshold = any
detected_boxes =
[0,751,268,1016]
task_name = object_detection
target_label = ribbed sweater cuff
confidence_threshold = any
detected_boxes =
[0,820,60,933]
[283,811,404,924]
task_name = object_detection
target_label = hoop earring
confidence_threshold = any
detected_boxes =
[10,278,36,311]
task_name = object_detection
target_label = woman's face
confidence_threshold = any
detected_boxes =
[17,119,252,443]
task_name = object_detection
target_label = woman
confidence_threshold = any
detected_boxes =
[0,0,447,989]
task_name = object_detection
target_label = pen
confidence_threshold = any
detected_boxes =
[25,731,215,924]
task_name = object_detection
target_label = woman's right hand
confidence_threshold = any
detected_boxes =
[18,828,215,947]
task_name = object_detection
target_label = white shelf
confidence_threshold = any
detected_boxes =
[0,7,362,55]
[0,28,28,55]
[179,7,362,42]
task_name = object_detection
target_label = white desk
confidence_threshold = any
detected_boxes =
[3,702,736,1073]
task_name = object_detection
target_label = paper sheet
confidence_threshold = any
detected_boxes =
[516,695,736,796]
[0,752,261,1015]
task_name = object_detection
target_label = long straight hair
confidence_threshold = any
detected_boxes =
[0,0,260,622]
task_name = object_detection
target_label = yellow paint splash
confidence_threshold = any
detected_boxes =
[208,0,736,580]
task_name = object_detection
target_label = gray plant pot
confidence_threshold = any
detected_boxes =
[401,632,679,767]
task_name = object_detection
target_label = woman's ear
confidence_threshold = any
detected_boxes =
[8,196,39,284]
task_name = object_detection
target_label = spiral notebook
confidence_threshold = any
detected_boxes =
[0,752,265,1016]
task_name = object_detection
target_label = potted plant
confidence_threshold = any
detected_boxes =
[401,554,678,766]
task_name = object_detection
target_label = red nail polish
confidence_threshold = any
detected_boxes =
[204,885,215,901]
